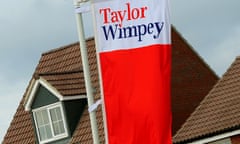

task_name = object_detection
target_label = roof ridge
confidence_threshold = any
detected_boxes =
[41,37,95,56]
[219,56,240,78]
[42,42,79,56]
[172,26,219,79]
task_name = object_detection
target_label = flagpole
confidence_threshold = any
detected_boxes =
[90,1,109,143]
[73,0,100,143]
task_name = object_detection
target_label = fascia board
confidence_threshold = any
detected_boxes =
[24,77,87,111]
[24,77,62,111]
[190,129,240,144]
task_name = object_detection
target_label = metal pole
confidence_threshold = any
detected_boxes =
[74,1,100,143]
[90,1,109,143]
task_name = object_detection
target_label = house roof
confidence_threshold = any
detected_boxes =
[2,27,218,144]
[173,56,240,143]
[171,28,218,134]
[39,71,86,96]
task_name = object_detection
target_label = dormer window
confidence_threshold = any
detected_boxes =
[33,103,68,143]
[24,77,87,143]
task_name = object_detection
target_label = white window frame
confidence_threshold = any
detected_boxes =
[32,102,69,144]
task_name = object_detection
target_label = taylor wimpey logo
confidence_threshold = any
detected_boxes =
[99,2,164,42]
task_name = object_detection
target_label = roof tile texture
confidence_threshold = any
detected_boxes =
[2,27,218,143]
[173,56,240,143]
[3,97,35,143]
[41,71,86,96]
[36,43,82,74]
[171,29,218,134]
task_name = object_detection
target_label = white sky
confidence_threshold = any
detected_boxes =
[1,0,240,142]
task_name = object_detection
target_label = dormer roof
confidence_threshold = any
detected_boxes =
[24,73,86,111]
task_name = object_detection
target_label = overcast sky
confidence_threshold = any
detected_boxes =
[1,0,240,141]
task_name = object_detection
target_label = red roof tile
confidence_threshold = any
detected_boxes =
[40,71,86,96]
[2,27,218,143]
[171,29,218,134]
[3,93,36,144]
[173,56,240,143]
[36,42,82,74]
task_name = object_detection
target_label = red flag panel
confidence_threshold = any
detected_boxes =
[92,0,172,143]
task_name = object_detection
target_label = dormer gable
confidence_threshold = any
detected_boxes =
[23,76,87,144]
[24,77,86,111]
[25,77,60,111]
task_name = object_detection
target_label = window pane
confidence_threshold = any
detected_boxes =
[35,111,43,126]
[38,127,46,141]
[45,124,53,139]
[50,107,65,135]
[56,107,62,120]
[53,122,60,135]
[50,109,57,121]
[34,109,53,141]
[41,110,49,124]
[35,109,49,126]
[39,124,52,141]
[52,120,65,135]
[58,121,65,134]
[34,105,67,142]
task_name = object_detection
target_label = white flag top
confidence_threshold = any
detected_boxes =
[93,0,171,52]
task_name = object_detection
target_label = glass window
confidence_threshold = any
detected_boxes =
[33,104,68,143]
[35,109,52,141]
[50,107,65,135]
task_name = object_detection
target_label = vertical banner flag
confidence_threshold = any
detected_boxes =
[92,0,172,143]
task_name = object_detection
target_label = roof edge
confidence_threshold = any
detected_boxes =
[41,37,94,56]
[24,77,87,111]
[24,77,63,111]
[172,26,219,79]
[173,56,240,143]
[41,42,80,56]
[190,128,240,144]
[62,95,87,101]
